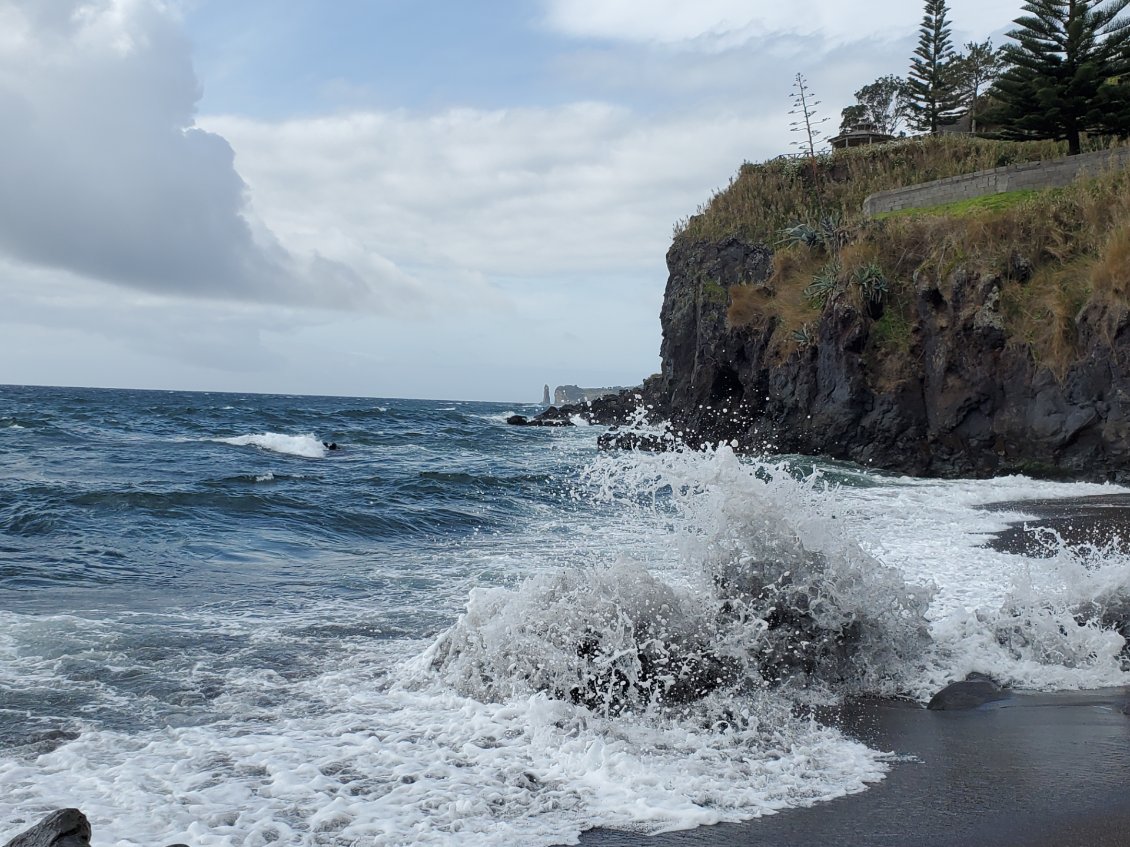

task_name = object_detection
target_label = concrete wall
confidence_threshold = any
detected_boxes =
[863,146,1130,216]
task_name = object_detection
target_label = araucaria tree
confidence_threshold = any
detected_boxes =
[992,0,1130,154]
[907,0,963,133]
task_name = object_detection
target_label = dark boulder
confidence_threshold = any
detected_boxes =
[506,407,575,427]
[927,674,1010,710]
[3,809,91,847]
[531,406,574,426]
[2,810,188,847]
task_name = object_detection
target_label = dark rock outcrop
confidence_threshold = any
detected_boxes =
[649,234,1130,480]
[506,406,574,427]
[596,430,672,452]
[2,810,187,847]
[3,810,91,847]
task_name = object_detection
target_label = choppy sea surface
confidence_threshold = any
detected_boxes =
[1,384,1128,846]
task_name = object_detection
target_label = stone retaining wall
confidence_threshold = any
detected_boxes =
[863,146,1130,216]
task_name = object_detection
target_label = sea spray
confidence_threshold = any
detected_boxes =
[404,443,947,836]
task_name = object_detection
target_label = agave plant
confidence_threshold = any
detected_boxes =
[852,261,888,303]
[803,261,842,305]
[791,322,815,348]
[777,222,822,248]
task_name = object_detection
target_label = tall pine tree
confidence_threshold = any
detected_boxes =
[991,0,1130,154]
[906,0,963,133]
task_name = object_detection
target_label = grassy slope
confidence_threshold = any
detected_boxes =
[685,136,1130,375]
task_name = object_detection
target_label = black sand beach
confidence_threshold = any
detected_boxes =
[582,691,1130,847]
[583,494,1130,847]
[984,493,1130,556]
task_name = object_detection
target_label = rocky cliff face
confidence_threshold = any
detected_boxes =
[650,235,1130,480]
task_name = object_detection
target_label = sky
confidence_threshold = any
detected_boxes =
[0,0,1024,401]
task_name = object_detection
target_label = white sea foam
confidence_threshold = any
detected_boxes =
[824,474,1130,695]
[3,446,1129,846]
[213,433,326,459]
[0,613,886,847]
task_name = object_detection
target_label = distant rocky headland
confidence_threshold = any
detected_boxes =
[546,384,630,405]
[560,137,1130,481]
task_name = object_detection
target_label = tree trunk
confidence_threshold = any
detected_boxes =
[1068,129,1081,156]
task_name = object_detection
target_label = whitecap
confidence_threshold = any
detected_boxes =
[213,433,326,459]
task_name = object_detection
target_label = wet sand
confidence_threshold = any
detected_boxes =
[582,691,1130,847]
[583,493,1130,847]
[983,492,1130,556]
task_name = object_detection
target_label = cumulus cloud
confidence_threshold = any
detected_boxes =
[0,0,406,308]
[543,0,1021,49]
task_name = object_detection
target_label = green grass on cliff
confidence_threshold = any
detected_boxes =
[676,136,1070,244]
[710,136,1130,377]
[874,188,1047,219]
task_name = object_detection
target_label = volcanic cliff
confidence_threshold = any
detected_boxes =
[624,138,1130,480]
[648,234,1130,479]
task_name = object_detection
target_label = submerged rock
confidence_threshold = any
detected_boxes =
[927,674,1010,711]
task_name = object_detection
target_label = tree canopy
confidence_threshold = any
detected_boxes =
[952,40,1006,133]
[991,0,1130,154]
[839,76,910,134]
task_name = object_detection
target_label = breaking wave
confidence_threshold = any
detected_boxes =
[212,433,327,459]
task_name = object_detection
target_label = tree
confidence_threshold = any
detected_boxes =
[788,73,830,216]
[906,0,963,133]
[952,40,1006,133]
[839,75,911,134]
[991,0,1130,154]
[788,73,829,161]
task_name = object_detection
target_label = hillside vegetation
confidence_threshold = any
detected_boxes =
[689,136,1130,375]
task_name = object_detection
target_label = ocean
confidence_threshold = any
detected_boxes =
[1,384,1128,846]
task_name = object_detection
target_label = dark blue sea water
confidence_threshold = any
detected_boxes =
[2,384,1128,846]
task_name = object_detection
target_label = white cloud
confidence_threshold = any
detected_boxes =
[0,0,402,309]
[204,102,777,286]
[543,0,1022,49]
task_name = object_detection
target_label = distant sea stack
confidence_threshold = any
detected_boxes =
[637,138,1130,480]
[541,384,551,405]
